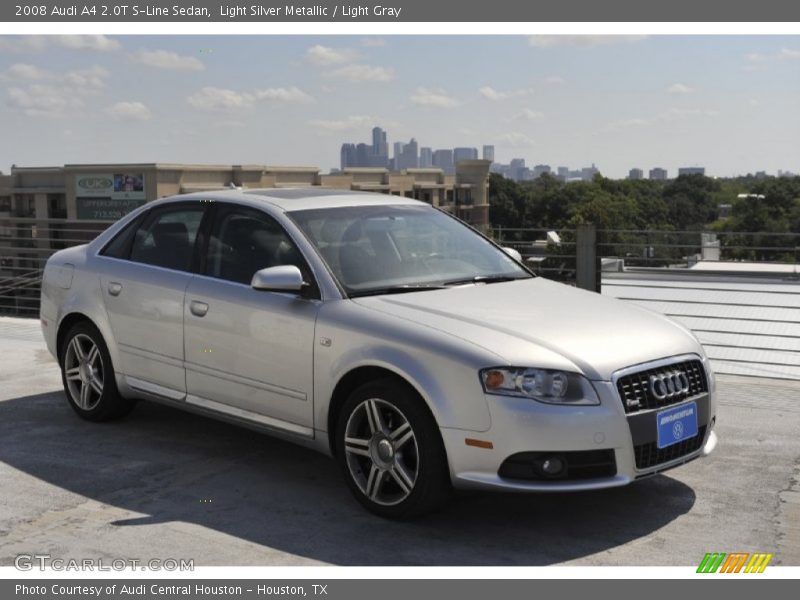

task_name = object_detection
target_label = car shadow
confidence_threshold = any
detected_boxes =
[0,391,696,565]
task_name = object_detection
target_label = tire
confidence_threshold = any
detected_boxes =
[59,321,136,422]
[335,379,452,518]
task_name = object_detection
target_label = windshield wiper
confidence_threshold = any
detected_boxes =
[349,284,448,298]
[443,274,530,286]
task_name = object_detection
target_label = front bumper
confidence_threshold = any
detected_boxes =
[443,378,717,492]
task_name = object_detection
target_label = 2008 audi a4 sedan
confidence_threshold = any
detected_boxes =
[40,188,717,517]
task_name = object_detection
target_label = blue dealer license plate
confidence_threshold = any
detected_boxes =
[656,402,698,449]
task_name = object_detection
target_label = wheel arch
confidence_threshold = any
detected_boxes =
[56,312,96,364]
[326,365,440,457]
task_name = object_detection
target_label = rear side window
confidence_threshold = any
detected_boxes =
[129,206,205,272]
[100,215,143,259]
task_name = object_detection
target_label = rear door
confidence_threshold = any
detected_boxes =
[97,202,207,399]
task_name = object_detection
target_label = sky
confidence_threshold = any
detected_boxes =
[0,34,798,178]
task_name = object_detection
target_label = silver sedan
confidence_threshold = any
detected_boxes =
[40,189,717,517]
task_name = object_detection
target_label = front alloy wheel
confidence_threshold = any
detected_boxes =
[344,398,419,506]
[336,379,451,518]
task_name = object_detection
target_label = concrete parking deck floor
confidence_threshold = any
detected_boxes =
[0,316,798,566]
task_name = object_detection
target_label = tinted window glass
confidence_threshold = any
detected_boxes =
[100,214,144,259]
[129,206,204,271]
[206,207,305,285]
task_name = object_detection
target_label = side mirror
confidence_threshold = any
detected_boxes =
[251,265,307,293]
[501,247,523,262]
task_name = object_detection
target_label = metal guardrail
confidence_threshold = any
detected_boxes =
[1,218,797,316]
[0,217,112,316]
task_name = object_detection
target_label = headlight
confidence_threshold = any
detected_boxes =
[480,367,600,406]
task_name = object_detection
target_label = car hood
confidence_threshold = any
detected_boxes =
[352,277,702,380]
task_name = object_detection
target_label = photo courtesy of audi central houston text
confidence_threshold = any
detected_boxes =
[40,188,717,518]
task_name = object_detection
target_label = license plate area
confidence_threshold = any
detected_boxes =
[656,401,698,449]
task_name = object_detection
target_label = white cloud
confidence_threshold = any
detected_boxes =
[187,87,254,111]
[187,85,314,111]
[409,87,458,108]
[305,45,357,66]
[329,64,394,82]
[308,115,381,133]
[361,38,386,47]
[254,86,314,103]
[478,85,530,101]
[660,108,719,120]
[743,48,800,69]
[7,84,82,117]
[0,35,119,53]
[0,63,48,81]
[130,49,205,71]
[596,118,648,134]
[496,132,535,147]
[528,35,648,48]
[745,52,768,62]
[513,109,545,121]
[668,83,694,95]
[62,66,109,91]
[106,101,152,121]
[5,65,109,117]
[544,76,566,85]
[54,35,120,52]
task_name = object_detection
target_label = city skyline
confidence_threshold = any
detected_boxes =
[0,35,798,177]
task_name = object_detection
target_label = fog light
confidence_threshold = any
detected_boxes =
[534,455,565,478]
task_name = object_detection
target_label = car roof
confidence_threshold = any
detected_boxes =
[164,188,426,212]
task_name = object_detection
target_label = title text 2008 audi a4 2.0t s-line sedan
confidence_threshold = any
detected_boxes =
[40,188,717,518]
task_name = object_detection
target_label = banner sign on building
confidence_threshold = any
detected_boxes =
[75,173,146,220]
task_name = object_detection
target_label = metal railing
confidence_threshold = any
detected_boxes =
[1,218,797,309]
[0,217,112,316]
[2,217,799,380]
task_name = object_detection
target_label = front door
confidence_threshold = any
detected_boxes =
[183,204,319,436]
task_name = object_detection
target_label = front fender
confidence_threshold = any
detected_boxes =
[314,301,499,434]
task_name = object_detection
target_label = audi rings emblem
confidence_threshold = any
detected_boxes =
[649,370,690,400]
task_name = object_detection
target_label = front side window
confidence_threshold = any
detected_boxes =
[289,204,531,296]
[206,207,306,285]
[129,206,205,271]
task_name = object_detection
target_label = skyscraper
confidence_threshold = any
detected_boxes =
[432,149,455,175]
[420,147,433,168]
[396,138,419,170]
[649,167,668,180]
[453,147,479,164]
[372,126,388,164]
[482,145,495,162]
[678,167,705,176]
[629,168,644,180]
[340,143,357,170]
[533,164,552,178]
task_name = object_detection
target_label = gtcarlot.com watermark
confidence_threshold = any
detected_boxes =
[14,554,194,572]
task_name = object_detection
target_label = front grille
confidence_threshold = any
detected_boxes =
[634,425,706,470]
[616,359,708,414]
[498,449,617,481]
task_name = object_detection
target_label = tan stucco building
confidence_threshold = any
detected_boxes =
[0,161,491,312]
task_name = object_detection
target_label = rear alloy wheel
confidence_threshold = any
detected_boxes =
[336,380,451,518]
[60,322,135,421]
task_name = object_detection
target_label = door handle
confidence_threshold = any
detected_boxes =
[107,282,122,297]
[190,300,209,317]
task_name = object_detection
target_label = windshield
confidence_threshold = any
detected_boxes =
[289,204,532,296]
